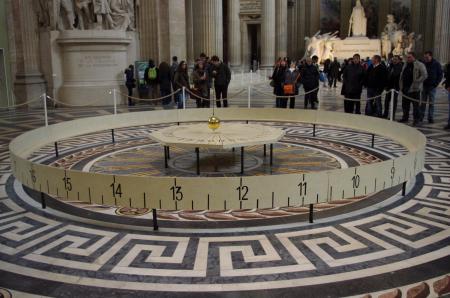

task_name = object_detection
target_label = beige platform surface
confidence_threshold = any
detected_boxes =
[149,123,285,149]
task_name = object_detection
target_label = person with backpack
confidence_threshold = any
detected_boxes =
[144,59,159,100]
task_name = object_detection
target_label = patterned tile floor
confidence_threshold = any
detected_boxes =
[0,85,449,297]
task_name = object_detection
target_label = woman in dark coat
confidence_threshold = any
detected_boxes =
[173,61,190,109]
[282,61,301,109]
[271,59,287,108]
[158,62,172,108]
[191,61,209,108]
[300,57,320,109]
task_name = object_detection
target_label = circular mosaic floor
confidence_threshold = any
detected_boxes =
[1,110,449,297]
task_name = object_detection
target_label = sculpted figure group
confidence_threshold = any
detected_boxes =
[36,0,136,31]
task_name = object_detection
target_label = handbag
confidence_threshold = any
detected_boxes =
[270,80,275,87]
[283,73,300,95]
[283,84,294,95]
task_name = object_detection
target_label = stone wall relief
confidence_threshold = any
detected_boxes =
[36,0,136,31]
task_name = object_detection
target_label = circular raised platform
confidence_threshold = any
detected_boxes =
[149,123,285,149]
[9,108,426,211]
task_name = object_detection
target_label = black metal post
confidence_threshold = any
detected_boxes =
[263,144,267,157]
[196,147,200,175]
[111,129,115,143]
[164,146,168,168]
[41,192,46,209]
[371,134,375,148]
[241,147,244,174]
[402,181,407,196]
[152,208,158,231]
[167,146,170,160]
[246,120,249,124]
[54,142,59,157]
[270,144,273,166]
[309,204,313,223]
[313,124,316,137]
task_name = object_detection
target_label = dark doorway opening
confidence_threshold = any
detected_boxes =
[248,24,261,71]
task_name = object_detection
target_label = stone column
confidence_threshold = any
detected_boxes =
[297,0,307,57]
[10,0,46,105]
[185,0,195,65]
[261,0,275,68]
[306,0,320,37]
[275,0,288,59]
[192,0,223,58]
[340,0,352,39]
[434,0,450,63]
[378,0,391,36]
[228,0,241,69]
[138,0,159,61]
[168,0,187,61]
[287,1,296,59]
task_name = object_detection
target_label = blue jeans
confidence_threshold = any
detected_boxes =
[174,91,184,109]
[365,88,382,117]
[420,87,436,121]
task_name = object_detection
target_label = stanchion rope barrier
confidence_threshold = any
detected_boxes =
[113,89,180,102]
[0,94,43,109]
[184,88,247,102]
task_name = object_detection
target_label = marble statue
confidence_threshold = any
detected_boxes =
[74,0,93,30]
[109,0,134,31]
[392,35,404,56]
[93,0,114,29]
[348,0,367,37]
[383,14,405,51]
[56,0,76,30]
[304,31,338,63]
[322,40,334,62]
[35,0,52,29]
[404,32,421,55]
[381,32,392,60]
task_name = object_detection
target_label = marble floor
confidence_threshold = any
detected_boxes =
[0,83,449,297]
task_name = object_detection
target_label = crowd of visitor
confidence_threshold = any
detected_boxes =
[124,51,450,129]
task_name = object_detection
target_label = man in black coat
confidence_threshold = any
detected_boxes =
[420,51,443,123]
[329,58,340,88]
[444,63,450,129]
[211,56,231,108]
[342,54,365,114]
[383,55,403,119]
[365,55,388,117]
[300,57,320,109]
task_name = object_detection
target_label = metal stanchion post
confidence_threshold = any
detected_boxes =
[389,89,395,121]
[152,208,158,231]
[41,192,46,209]
[182,87,186,109]
[309,204,313,223]
[113,89,117,115]
[247,85,251,108]
[43,93,48,127]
